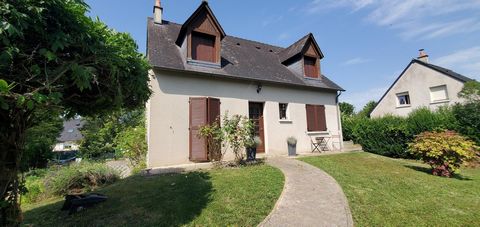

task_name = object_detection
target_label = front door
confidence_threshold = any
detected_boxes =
[248,102,265,153]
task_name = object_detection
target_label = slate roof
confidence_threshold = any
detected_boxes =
[278,33,324,63]
[57,118,84,142]
[412,59,473,83]
[147,18,344,91]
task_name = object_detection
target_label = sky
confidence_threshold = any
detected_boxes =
[85,0,480,110]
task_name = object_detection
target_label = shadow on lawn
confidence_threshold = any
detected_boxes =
[404,165,472,181]
[23,172,213,226]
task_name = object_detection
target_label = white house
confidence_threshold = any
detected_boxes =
[146,1,344,167]
[370,50,474,118]
[53,118,84,153]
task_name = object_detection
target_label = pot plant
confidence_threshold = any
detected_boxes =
[287,137,297,156]
[246,136,262,161]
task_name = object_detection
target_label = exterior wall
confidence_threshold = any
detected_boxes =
[53,141,80,152]
[147,69,343,167]
[371,62,466,118]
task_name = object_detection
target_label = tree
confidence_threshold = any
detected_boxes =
[21,108,63,171]
[339,102,355,116]
[0,0,150,225]
[357,101,377,118]
[458,80,480,103]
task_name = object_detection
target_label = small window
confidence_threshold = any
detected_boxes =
[279,103,288,120]
[430,85,449,102]
[64,144,72,150]
[191,32,216,63]
[304,56,318,78]
[397,92,411,106]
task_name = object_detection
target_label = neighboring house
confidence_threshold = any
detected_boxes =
[53,118,84,153]
[146,1,345,167]
[370,50,474,118]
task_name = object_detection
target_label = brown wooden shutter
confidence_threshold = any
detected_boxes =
[207,98,220,125]
[306,104,327,131]
[189,97,208,162]
[316,105,327,131]
[306,104,317,131]
[192,32,215,62]
[304,56,318,78]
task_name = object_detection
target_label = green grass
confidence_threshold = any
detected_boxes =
[300,152,480,227]
[22,164,284,227]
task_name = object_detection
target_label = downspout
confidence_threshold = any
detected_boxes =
[336,91,344,150]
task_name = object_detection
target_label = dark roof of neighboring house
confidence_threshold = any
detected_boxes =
[371,59,474,114]
[412,59,473,83]
[57,118,84,142]
[147,18,344,92]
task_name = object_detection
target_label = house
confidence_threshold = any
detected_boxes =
[370,50,474,118]
[53,118,84,162]
[146,1,345,167]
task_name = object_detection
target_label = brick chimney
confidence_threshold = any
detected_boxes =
[153,0,163,24]
[417,49,429,63]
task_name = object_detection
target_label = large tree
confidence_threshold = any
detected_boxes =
[0,0,150,225]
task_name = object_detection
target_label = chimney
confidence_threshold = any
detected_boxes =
[153,0,163,24]
[417,49,429,63]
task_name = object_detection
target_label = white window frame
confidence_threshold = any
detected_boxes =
[396,92,411,107]
[279,103,292,123]
[429,85,449,103]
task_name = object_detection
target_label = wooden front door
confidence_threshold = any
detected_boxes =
[249,102,265,153]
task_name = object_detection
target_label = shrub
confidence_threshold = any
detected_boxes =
[21,175,46,204]
[352,115,411,158]
[406,107,457,136]
[45,162,119,195]
[199,120,224,162]
[453,102,480,145]
[408,131,478,177]
[115,125,147,171]
[341,115,357,141]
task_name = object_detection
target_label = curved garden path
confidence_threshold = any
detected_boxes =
[260,157,354,227]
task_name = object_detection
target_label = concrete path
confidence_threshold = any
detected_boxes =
[260,157,354,227]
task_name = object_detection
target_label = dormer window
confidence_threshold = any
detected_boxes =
[191,32,216,62]
[304,56,319,78]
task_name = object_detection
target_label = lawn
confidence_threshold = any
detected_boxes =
[22,164,284,226]
[300,152,480,227]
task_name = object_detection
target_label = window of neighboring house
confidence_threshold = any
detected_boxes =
[430,85,449,102]
[191,32,216,63]
[279,103,288,120]
[304,56,319,78]
[397,92,411,106]
[64,144,72,150]
[306,104,327,132]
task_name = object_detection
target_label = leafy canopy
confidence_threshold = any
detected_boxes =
[0,0,151,115]
[339,102,355,116]
[458,80,480,103]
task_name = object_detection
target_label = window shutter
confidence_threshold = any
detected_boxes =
[304,56,318,78]
[207,98,221,125]
[189,97,208,162]
[306,104,317,131]
[192,32,215,62]
[316,105,327,131]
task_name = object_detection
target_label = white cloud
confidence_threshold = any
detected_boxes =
[305,0,480,40]
[342,57,372,65]
[433,46,480,80]
[261,15,283,27]
[341,86,388,110]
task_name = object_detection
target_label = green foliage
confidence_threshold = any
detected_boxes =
[352,115,411,157]
[115,124,147,171]
[287,137,297,145]
[339,102,355,116]
[199,120,224,162]
[80,108,144,159]
[406,107,458,135]
[45,162,119,196]
[453,102,480,145]
[341,115,359,141]
[458,80,480,103]
[21,175,46,205]
[357,101,377,118]
[22,108,63,171]
[409,131,478,177]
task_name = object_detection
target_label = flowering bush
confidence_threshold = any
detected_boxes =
[408,131,478,177]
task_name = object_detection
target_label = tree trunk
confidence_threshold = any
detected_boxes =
[1,108,30,226]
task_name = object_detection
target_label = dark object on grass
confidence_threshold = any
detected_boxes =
[61,193,108,214]
[246,147,256,161]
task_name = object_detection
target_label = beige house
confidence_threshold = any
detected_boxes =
[371,50,474,118]
[146,1,344,167]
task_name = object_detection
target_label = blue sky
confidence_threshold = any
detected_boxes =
[85,0,480,110]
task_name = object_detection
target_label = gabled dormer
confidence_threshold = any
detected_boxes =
[175,1,226,67]
[279,33,324,79]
